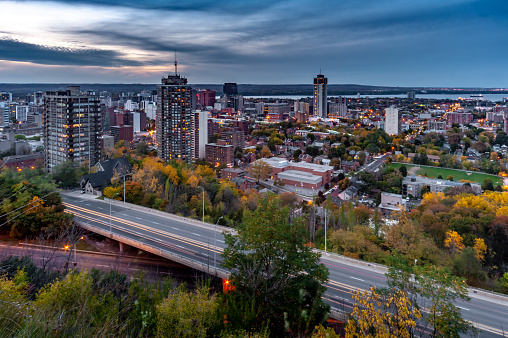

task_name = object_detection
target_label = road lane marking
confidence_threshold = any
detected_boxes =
[152,222,160,225]
[135,217,142,220]
[217,240,225,243]
[457,306,469,311]
[171,227,178,230]
[98,264,108,267]
[192,233,201,236]
[350,277,365,282]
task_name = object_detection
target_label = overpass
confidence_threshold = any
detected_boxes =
[61,191,508,337]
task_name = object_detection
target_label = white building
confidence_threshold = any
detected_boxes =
[16,105,30,122]
[385,106,400,135]
[194,110,208,159]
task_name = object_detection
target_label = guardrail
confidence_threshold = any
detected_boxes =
[76,220,231,280]
[107,198,234,234]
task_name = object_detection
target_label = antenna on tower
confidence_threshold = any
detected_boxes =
[174,50,178,75]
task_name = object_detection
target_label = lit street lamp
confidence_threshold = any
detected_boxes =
[109,192,119,235]
[214,216,223,275]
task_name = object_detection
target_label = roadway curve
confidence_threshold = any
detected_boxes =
[61,192,508,337]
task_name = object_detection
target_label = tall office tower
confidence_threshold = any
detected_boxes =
[223,83,238,96]
[194,110,208,159]
[156,73,193,162]
[43,86,101,172]
[313,74,328,118]
[385,106,400,135]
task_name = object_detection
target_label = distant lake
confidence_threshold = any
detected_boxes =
[245,94,508,102]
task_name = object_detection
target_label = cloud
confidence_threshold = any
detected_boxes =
[0,38,145,66]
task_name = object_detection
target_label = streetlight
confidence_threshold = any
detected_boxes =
[198,186,205,223]
[214,216,223,275]
[109,192,119,235]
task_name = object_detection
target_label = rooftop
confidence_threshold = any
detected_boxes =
[277,170,322,185]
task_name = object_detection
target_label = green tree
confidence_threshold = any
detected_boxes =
[156,284,218,338]
[399,164,408,177]
[51,160,79,188]
[481,178,494,191]
[452,247,487,285]
[222,196,329,336]
[384,255,476,338]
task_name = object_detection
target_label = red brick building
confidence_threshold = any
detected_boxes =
[205,143,234,166]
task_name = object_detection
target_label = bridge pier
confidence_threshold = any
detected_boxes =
[119,242,129,253]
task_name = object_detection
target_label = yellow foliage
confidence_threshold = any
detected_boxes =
[455,191,508,215]
[455,195,490,212]
[24,196,44,214]
[346,286,421,338]
[312,325,341,338]
[421,192,445,206]
[444,231,465,254]
[187,174,199,189]
[473,238,487,262]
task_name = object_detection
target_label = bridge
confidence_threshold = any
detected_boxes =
[62,191,508,337]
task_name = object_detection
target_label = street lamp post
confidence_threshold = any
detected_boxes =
[198,186,205,223]
[110,193,119,235]
[214,216,223,275]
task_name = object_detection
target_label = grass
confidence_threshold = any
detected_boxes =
[388,163,503,186]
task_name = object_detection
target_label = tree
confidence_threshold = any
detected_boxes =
[473,238,487,262]
[51,160,79,188]
[444,230,465,254]
[399,164,408,177]
[447,175,453,181]
[260,146,272,158]
[384,255,477,337]
[222,196,329,336]
[452,247,487,285]
[156,284,218,337]
[481,178,494,191]
[346,286,421,338]
[249,160,271,183]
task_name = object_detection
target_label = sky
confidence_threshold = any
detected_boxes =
[0,0,507,87]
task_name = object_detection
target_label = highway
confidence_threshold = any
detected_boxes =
[61,191,508,337]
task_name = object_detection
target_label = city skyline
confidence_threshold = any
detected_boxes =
[1,0,507,87]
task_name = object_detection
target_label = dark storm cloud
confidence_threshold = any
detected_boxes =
[0,38,145,66]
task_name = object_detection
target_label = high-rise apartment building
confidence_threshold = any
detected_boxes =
[385,106,400,135]
[43,86,101,172]
[313,74,328,118]
[156,73,193,162]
